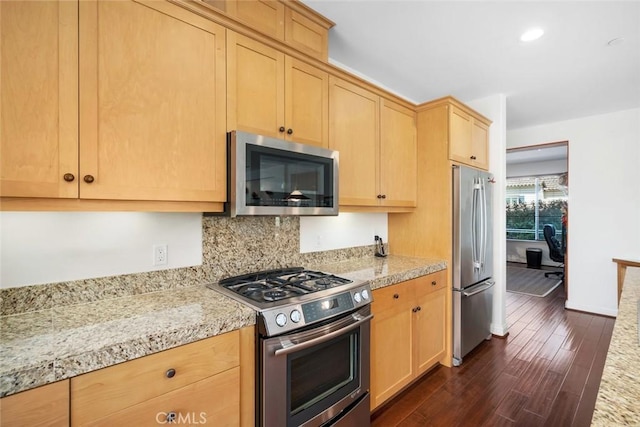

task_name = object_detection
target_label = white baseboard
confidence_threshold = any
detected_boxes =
[491,321,509,337]
[564,299,618,317]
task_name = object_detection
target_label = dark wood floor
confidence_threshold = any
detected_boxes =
[371,281,615,427]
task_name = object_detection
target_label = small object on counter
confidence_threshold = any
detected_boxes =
[375,235,387,258]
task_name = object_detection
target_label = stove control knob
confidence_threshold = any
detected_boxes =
[353,292,362,303]
[275,313,288,327]
[361,289,370,301]
[290,309,301,323]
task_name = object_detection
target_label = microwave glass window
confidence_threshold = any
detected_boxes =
[246,146,334,208]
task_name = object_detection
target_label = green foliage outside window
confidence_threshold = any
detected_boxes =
[506,199,565,240]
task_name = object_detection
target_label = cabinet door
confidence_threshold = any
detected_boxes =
[448,105,473,165]
[380,99,417,207]
[79,0,227,202]
[329,77,379,206]
[0,380,69,427]
[227,32,284,138]
[285,57,328,148]
[471,119,489,170]
[284,7,328,60]
[370,283,414,410]
[226,0,284,40]
[0,1,78,198]
[414,287,447,376]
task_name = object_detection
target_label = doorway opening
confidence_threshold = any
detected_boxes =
[505,141,568,302]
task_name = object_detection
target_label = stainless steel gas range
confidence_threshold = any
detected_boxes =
[208,267,372,427]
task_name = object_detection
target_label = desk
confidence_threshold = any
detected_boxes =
[612,258,640,305]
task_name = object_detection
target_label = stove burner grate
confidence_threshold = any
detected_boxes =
[263,290,288,301]
[217,267,354,304]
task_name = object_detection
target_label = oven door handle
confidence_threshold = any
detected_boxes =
[273,313,373,357]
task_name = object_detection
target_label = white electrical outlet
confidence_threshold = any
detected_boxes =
[153,244,168,266]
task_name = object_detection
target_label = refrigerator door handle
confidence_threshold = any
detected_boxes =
[472,179,481,269]
[462,280,495,297]
[480,179,488,271]
[478,179,483,271]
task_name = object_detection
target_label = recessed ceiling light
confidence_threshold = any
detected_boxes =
[520,28,544,42]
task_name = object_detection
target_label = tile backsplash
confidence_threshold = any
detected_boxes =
[1,216,374,316]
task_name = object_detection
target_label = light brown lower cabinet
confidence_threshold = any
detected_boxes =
[0,380,69,427]
[78,368,239,426]
[370,270,447,410]
[70,327,254,426]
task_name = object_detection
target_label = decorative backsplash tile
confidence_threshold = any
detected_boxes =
[1,216,375,316]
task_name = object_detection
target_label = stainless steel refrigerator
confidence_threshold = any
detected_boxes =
[452,165,494,366]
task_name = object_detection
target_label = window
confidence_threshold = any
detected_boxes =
[506,175,567,241]
[506,195,525,206]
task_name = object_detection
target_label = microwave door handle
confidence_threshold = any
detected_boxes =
[273,314,373,357]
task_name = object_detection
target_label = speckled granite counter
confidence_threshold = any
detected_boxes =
[310,254,447,290]
[592,266,640,426]
[0,286,255,397]
[0,254,445,398]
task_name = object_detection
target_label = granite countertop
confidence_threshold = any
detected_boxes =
[0,254,446,398]
[0,286,255,398]
[310,255,447,291]
[592,266,640,426]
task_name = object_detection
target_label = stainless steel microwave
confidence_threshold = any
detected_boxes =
[229,131,339,217]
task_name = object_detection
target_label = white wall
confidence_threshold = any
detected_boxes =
[0,211,387,289]
[507,159,567,177]
[0,212,202,288]
[300,213,387,253]
[468,94,509,336]
[508,108,640,316]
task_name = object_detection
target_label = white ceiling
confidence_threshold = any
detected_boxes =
[302,0,640,130]
[506,145,567,164]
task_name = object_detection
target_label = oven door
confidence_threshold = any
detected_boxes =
[260,306,371,427]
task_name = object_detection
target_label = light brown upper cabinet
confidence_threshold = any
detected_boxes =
[1,0,227,210]
[227,32,329,147]
[220,0,333,61]
[78,0,227,203]
[380,99,417,208]
[329,77,379,206]
[447,101,490,170]
[471,119,490,169]
[226,0,285,40]
[0,1,79,199]
[329,77,416,209]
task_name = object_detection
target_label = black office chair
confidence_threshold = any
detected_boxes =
[543,224,564,282]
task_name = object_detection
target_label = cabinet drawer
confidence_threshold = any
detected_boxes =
[412,270,447,297]
[84,367,240,427]
[71,331,239,424]
[372,280,414,313]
